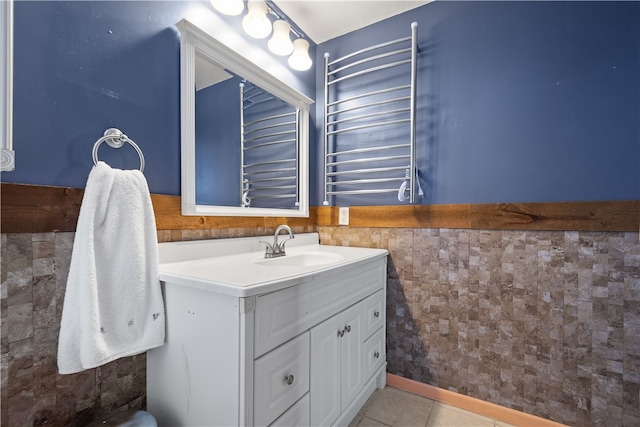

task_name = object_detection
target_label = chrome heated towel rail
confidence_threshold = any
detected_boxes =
[323,22,419,205]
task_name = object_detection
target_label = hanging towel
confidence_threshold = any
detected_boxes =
[58,161,165,374]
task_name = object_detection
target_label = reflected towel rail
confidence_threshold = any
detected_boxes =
[243,138,297,150]
[241,82,300,208]
[243,167,296,177]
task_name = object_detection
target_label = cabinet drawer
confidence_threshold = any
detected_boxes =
[255,260,386,357]
[363,290,384,340]
[254,333,310,427]
[269,394,310,427]
[363,328,385,382]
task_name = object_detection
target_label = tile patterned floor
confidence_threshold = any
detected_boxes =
[349,387,516,427]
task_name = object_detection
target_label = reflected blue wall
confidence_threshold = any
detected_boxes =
[195,77,241,206]
[316,1,640,205]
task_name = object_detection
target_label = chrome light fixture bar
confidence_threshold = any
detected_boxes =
[210,0,312,71]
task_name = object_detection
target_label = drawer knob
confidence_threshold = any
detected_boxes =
[374,310,380,318]
[374,351,380,359]
[345,324,351,333]
[337,329,345,337]
[284,374,295,385]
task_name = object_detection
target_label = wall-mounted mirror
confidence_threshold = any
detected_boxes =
[1,0,14,172]
[177,19,313,217]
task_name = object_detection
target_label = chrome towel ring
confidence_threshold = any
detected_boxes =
[92,128,145,172]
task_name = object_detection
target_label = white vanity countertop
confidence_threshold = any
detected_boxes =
[157,233,388,297]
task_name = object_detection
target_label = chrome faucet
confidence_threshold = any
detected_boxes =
[261,225,295,258]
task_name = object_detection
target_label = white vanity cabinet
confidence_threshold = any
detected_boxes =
[148,234,388,427]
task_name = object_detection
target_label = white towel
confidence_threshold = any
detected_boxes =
[58,161,165,374]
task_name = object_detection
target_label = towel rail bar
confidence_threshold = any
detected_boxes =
[328,47,412,77]
[328,177,407,186]
[327,97,410,118]
[247,176,297,184]
[329,35,412,65]
[327,166,408,177]
[327,188,400,196]
[244,129,296,144]
[245,112,297,128]
[327,108,411,128]
[327,85,410,108]
[243,138,297,151]
[247,184,297,192]
[327,118,411,137]
[327,144,410,158]
[243,158,296,169]
[243,167,296,177]
[327,58,411,86]
[248,194,297,200]
[327,154,409,168]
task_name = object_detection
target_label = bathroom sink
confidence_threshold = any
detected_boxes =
[251,251,344,267]
[157,233,388,297]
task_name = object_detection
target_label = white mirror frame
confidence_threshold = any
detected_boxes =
[177,19,313,217]
[1,0,14,172]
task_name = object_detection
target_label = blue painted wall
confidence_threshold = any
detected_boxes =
[4,1,638,206]
[316,1,640,205]
[3,1,315,195]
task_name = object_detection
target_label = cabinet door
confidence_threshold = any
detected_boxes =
[310,312,342,427]
[340,302,364,409]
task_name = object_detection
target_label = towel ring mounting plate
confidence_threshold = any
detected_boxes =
[92,128,145,172]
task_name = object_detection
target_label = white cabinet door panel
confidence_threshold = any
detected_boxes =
[310,312,342,427]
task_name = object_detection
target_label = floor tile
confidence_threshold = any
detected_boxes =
[362,387,433,427]
[353,416,391,427]
[425,402,494,427]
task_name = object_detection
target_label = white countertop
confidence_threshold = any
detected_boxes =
[158,233,388,297]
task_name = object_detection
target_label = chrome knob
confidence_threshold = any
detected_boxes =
[374,351,380,359]
[284,374,294,385]
[337,329,345,337]
[373,310,380,318]
[345,325,351,333]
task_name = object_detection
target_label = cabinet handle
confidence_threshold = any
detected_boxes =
[284,374,294,385]
[374,351,380,359]
[337,329,345,337]
[345,325,351,333]
[374,310,380,318]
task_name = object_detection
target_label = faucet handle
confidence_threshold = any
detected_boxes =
[259,241,274,254]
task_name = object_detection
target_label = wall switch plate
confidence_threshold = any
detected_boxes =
[339,207,349,226]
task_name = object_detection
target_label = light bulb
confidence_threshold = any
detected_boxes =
[242,0,272,39]
[210,0,244,16]
[288,38,312,71]
[268,20,293,56]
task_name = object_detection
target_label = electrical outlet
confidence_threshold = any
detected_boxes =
[339,207,349,226]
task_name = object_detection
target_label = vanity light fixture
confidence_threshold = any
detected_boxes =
[268,20,293,56]
[210,0,313,71]
[242,0,272,39]
[210,0,244,16]
[288,39,312,71]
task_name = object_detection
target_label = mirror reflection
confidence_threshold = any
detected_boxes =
[194,54,300,209]
[178,19,311,217]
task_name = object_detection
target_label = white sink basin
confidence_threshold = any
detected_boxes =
[251,251,344,267]
[157,233,388,297]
